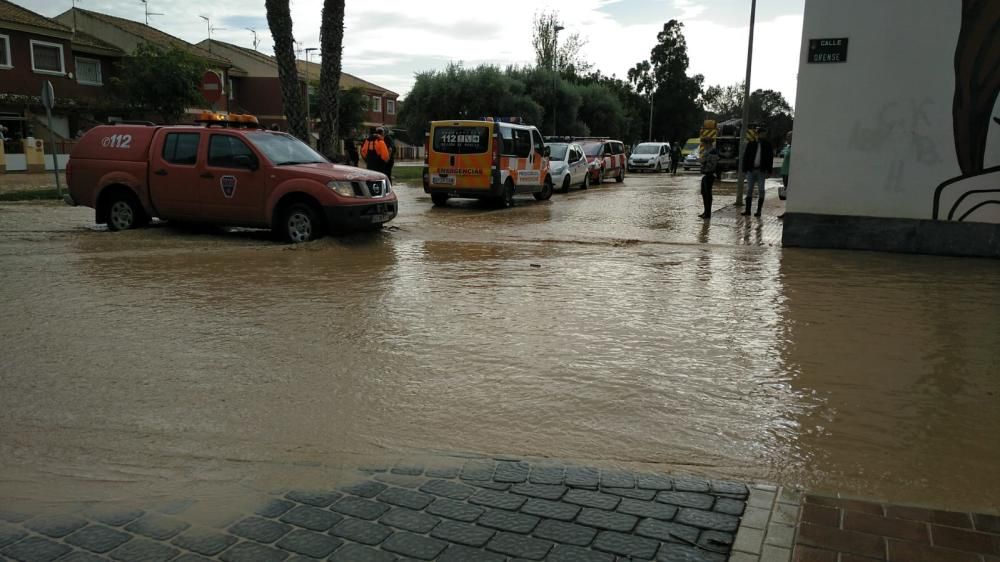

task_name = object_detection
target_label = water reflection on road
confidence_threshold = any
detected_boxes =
[1,173,998,511]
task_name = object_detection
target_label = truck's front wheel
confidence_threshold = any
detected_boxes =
[106,194,148,231]
[279,202,323,243]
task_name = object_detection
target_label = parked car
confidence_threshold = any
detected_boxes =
[424,118,553,207]
[628,142,671,173]
[65,116,397,242]
[683,151,702,171]
[581,139,626,184]
[547,142,590,192]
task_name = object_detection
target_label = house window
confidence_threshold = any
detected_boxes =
[0,34,11,69]
[387,99,395,115]
[30,40,65,75]
[75,57,102,85]
[372,95,381,113]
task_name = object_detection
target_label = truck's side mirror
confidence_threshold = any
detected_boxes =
[234,155,258,171]
[544,146,551,157]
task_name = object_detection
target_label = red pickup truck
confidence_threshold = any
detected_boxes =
[65,123,397,242]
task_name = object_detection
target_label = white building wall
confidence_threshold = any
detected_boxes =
[790,0,1000,224]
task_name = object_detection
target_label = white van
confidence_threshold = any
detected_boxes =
[628,142,671,173]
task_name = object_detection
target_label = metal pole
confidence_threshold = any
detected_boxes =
[735,0,756,208]
[553,26,563,136]
[648,93,654,141]
[305,47,317,146]
[45,106,62,199]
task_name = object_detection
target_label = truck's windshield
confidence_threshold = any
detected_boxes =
[245,132,327,166]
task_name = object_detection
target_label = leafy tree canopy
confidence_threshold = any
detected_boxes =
[532,11,592,75]
[628,20,705,142]
[112,43,204,123]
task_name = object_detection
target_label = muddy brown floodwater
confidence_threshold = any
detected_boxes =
[1,173,999,513]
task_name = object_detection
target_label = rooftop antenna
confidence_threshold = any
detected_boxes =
[71,0,82,32]
[246,27,261,50]
[140,0,163,26]
[200,15,225,52]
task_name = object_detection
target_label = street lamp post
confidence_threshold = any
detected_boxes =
[648,92,654,141]
[304,47,318,145]
[735,0,757,207]
[553,25,563,136]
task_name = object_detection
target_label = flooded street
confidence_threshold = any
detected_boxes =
[2,172,999,513]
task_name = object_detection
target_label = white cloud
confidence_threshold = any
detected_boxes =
[28,0,802,105]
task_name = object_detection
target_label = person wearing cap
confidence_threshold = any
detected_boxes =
[360,127,390,174]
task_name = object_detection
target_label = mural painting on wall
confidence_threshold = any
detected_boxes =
[933,0,1000,223]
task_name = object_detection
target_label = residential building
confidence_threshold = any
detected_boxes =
[52,7,241,115]
[784,0,1000,258]
[0,0,122,149]
[198,39,400,134]
[300,59,399,130]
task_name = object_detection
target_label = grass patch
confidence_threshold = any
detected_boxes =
[391,166,424,184]
[0,189,63,201]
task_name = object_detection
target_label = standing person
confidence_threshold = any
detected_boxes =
[779,132,792,199]
[699,138,720,219]
[344,137,360,167]
[741,127,774,217]
[381,126,396,179]
[360,128,390,174]
[670,141,682,174]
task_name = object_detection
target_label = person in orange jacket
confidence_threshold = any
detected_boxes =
[360,127,390,174]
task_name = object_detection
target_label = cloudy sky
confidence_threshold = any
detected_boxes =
[29,0,804,105]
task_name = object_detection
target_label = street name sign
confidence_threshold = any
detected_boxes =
[808,38,849,63]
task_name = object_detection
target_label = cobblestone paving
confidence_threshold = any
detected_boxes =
[0,459,748,561]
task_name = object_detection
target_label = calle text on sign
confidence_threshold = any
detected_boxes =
[808,38,849,64]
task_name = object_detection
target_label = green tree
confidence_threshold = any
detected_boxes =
[317,0,345,159]
[111,43,203,123]
[266,0,308,141]
[577,71,648,144]
[397,63,542,143]
[532,11,591,75]
[629,20,705,143]
[702,83,794,142]
[702,83,745,119]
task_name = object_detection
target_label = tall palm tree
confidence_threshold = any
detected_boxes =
[317,0,345,160]
[265,0,308,141]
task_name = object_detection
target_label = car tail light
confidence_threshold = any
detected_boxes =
[423,132,429,165]
[492,134,500,166]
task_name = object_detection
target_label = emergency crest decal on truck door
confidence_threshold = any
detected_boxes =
[220,175,238,199]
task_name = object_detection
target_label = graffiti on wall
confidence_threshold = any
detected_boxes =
[933,0,1000,222]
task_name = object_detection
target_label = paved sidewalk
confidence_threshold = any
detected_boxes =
[0,172,65,195]
[0,457,749,561]
[792,495,1000,562]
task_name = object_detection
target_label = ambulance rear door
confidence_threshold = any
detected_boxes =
[427,121,494,191]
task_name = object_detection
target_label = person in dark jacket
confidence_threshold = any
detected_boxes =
[381,127,395,179]
[670,142,682,174]
[741,128,774,217]
[344,137,360,167]
[699,138,720,219]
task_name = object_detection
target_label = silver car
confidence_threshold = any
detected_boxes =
[547,142,590,192]
[628,142,671,172]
